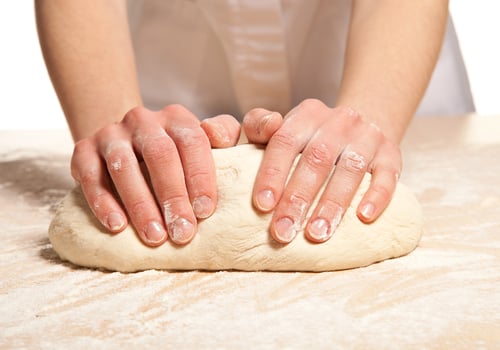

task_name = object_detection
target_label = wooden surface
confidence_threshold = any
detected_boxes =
[1,115,499,349]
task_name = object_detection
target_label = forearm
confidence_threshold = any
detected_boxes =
[336,0,449,143]
[35,0,142,141]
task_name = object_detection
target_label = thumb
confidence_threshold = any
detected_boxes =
[242,108,283,144]
[200,114,241,148]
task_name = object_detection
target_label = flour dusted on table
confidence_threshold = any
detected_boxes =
[48,144,423,272]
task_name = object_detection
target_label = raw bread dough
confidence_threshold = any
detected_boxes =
[49,144,423,272]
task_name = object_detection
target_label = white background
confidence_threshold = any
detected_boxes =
[1,1,499,130]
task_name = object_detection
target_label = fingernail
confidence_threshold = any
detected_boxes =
[360,202,375,220]
[308,218,331,242]
[169,218,194,244]
[274,217,297,243]
[192,195,214,219]
[107,212,125,231]
[144,221,166,243]
[210,122,230,145]
[317,205,344,235]
[258,113,274,134]
[256,190,275,211]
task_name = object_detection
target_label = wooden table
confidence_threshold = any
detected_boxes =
[1,115,499,349]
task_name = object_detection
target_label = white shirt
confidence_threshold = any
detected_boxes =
[127,0,474,120]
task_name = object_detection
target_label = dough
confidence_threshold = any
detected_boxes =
[48,144,423,272]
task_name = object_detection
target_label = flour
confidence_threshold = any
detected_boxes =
[48,144,423,272]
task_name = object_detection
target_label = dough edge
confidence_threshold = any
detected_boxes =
[48,144,424,272]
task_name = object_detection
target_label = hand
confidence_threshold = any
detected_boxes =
[71,105,240,246]
[243,99,402,244]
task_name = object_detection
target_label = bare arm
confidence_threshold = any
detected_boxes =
[337,0,449,143]
[35,0,142,141]
[35,0,240,247]
[244,0,449,244]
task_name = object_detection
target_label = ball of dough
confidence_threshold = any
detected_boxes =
[48,144,423,272]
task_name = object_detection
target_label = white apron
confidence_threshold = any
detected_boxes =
[127,0,474,120]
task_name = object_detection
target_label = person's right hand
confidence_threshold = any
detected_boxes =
[70,105,240,247]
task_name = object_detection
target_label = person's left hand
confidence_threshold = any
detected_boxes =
[242,99,402,244]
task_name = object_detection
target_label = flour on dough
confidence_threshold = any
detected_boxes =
[48,144,423,272]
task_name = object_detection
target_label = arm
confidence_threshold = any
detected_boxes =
[35,0,142,141]
[36,1,240,246]
[337,0,449,143]
[244,0,448,243]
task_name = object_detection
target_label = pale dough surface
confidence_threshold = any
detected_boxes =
[48,144,423,272]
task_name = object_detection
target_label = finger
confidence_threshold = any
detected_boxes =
[161,105,218,222]
[252,100,328,214]
[200,114,241,148]
[98,122,167,247]
[305,118,383,243]
[242,108,283,144]
[251,121,304,214]
[304,146,370,243]
[357,141,401,223]
[135,128,199,245]
[71,138,128,234]
[269,134,340,244]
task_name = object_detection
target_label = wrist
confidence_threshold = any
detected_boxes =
[333,102,408,145]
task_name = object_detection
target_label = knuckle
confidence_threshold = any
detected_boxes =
[383,167,401,183]
[185,167,212,189]
[73,138,93,155]
[299,98,325,112]
[123,106,149,125]
[90,191,108,212]
[71,140,95,179]
[277,192,310,220]
[335,105,358,118]
[187,167,211,179]
[186,126,206,141]
[163,193,189,209]
[284,192,309,205]
[368,121,383,135]
[261,163,283,179]
[141,135,175,162]
[162,103,188,116]
[366,122,384,141]
[341,150,367,173]
[286,192,310,211]
[128,198,149,216]
[350,113,363,127]
[382,163,401,178]
[162,104,199,125]
[162,193,192,221]
[303,143,333,170]
[95,122,122,142]
[320,198,344,212]
[175,126,208,147]
[162,195,192,225]
[106,148,135,174]
[335,106,362,127]
[78,168,100,187]
[315,198,345,221]
[373,154,402,177]
[270,129,298,150]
